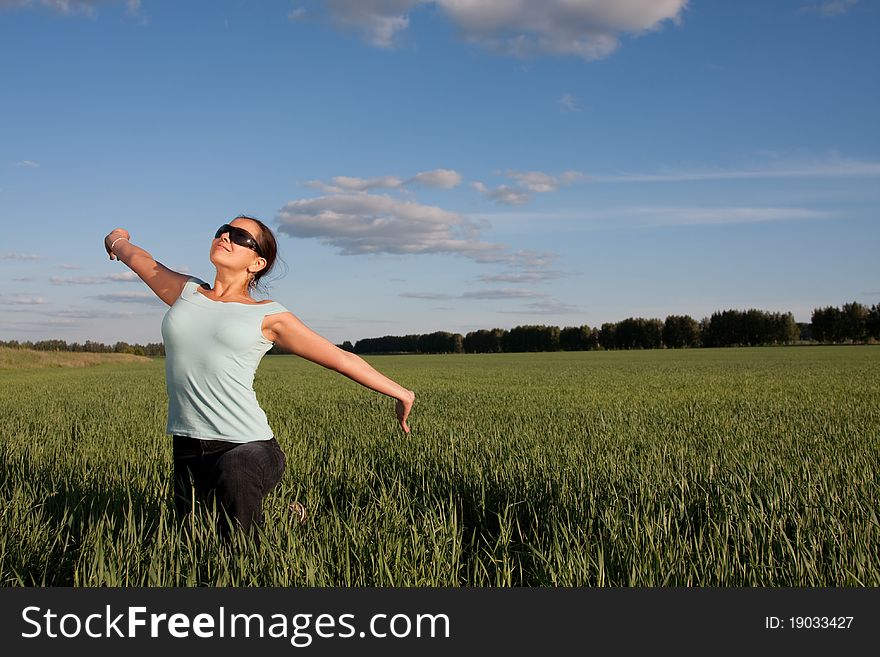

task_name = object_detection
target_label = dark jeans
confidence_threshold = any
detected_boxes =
[172,435,286,540]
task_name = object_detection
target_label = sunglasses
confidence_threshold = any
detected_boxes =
[214,224,263,256]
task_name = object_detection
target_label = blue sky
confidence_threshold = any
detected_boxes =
[2,0,878,346]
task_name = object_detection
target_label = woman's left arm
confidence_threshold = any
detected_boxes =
[266,312,415,433]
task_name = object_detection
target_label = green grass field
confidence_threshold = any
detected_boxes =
[1,346,877,586]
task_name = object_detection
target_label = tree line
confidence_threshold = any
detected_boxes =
[810,302,880,343]
[2,301,877,356]
[340,302,879,354]
[0,339,165,356]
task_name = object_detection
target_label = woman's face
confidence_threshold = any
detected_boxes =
[210,218,265,273]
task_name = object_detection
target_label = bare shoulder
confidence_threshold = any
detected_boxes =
[262,308,295,343]
[140,264,195,307]
[260,309,347,369]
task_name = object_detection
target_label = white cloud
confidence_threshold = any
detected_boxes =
[320,0,688,59]
[472,182,530,206]
[90,291,164,304]
[409,168,462,188]
[558,93,583,113]
[498,298,582,315]
[399,291,455,299]
[288,7,307,21]
[53,307,135,319]
[12,160,39,167]
[560,170,588,184]
[631,207,831,226]
[306,175,406,194]
[588,157,880,184]
[0,318,77,330]
[324,0,417,48]
[508,170,587,191]
[0,0,103,17]
[474,170,586,205]
[477,270,565,283]
[478,249,558,269]
[306,168,462,193]
[0,294,46,305]
[286,169,567,289]
[276,192,564,274]
[472,205,834,228]
[400,287,546,300]
[0,0,144,19]
[507,171,560,193]
[277,192,506,260]
[461,288,542,299]
[799,0,859,17]
[50,271,141,284]
[51,276,105,285]
[125,0,147,23]
[11,276,34,282]
[108,271,140,281]
[1,252,43,260]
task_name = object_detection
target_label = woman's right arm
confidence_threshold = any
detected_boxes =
[104,228,191,307]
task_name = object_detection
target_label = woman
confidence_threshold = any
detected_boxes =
[103,216,415,540]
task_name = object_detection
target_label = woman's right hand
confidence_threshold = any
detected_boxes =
[395,389,416,434]
[104,228,131,260]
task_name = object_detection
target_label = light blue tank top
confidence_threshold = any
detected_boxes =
[160,276,290,443]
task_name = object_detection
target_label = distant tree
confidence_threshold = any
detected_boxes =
[464,328,506,353]
[144,342,165,356]
[772,312,800,344]
[868,304,880,341]
[489,328,506,352]
[560,324,593,350]
[585,326,600,350]
[742,309,766,345]
[704,310,742,347]
[545,325,561,351]
[663,315,701,348]
[598,323,617,350]
[416,331,463,353]
[34,339,67,351]
[703,309,799,346]
[615,317,663,349]
[811,306,839,343]
[417,332,438,353]
[503,325,560,352]
[112,340,145,355]
[463,330,484,353]
[401,334,420,353]
[840,302,869,342]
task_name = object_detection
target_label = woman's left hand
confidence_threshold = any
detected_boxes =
[104,227,131,260]
[395,390,415,434]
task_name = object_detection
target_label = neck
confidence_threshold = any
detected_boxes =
[212,270,250,299]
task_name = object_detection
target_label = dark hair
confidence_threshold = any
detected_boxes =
[233,214,283,294]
